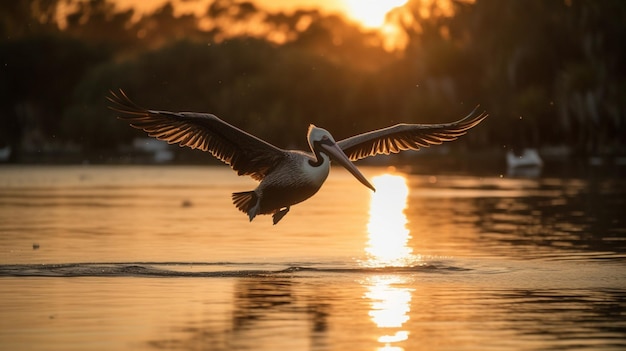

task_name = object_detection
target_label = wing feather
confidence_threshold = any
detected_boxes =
[108,89,286,180]
[337,107,488,161]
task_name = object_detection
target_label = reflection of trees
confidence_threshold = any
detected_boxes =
[486,288,626,345]
[406,176,626,258]
[1,0,625,161]
[400,284,626,349]
[474,178,626,257]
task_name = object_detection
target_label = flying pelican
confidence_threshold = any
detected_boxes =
[108,90,487,224]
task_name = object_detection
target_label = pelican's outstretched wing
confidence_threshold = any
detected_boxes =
[337,107,488,161]
[108,89,286,180]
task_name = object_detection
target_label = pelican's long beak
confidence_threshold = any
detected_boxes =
[321,143,376,192]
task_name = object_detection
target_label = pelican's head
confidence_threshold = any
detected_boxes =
[307,125,375,192]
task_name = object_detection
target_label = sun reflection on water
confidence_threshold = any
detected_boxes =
[364,275,413,351]
[361,173,417,351]
[364,173,420,267]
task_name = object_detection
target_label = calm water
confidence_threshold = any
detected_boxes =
[0,165,625,351]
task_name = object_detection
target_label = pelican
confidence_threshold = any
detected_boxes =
[108,90,487,224]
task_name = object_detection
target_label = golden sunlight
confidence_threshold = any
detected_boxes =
[344,0,409,28]
[364,275,413,350]
[365,174,418,267]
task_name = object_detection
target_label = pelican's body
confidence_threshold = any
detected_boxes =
[108,90,487,224]
[232,149,332,223]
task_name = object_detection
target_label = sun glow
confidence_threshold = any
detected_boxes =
[345,0,409,28]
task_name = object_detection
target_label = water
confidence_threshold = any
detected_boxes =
[1,165,625,350]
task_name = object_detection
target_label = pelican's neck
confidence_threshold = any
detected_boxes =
[303,152,330,186]
[308,140,328,167]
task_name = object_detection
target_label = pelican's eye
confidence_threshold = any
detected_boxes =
[318,134,333,146]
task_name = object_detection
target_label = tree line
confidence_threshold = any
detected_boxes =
[1,0,624,162]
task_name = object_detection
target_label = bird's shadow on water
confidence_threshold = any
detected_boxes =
[148,274,336,351]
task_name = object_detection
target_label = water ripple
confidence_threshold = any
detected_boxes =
[0,262,470,278]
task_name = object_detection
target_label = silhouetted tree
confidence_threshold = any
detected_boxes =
[2,0,625,161]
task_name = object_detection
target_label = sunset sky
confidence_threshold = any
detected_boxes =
[113,0,410,29]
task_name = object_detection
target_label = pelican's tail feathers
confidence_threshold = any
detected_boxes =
[232,191,259,222]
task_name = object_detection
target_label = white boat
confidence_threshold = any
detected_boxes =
[507,148,543,168]
[507,148,543,177]
[0,146,11,162]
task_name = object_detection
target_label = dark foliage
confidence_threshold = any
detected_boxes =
[1,0,624,161]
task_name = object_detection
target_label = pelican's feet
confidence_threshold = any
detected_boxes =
[272,207,290,225]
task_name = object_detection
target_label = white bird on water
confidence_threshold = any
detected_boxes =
[108,90,487,224]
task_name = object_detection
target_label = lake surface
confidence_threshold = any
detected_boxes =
[1,165,625,350]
